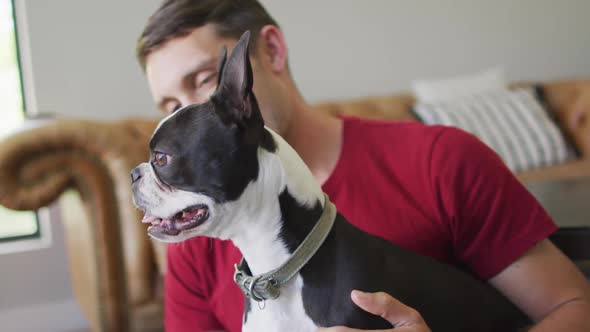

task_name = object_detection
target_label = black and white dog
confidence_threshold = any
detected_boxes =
[131,31,529,331]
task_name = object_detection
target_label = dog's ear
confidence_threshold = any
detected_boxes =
[216,46,227,87]
[214,31,254,122]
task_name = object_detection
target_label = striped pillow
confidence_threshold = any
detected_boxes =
[413,88,576,172]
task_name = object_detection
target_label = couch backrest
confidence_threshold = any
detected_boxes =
[315,93,416,121]
[540,80,590,158]
[313,80,590,159]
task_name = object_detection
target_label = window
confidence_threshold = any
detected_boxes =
[0,0,39,242]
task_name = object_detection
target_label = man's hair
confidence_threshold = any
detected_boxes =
[136,0,279,70]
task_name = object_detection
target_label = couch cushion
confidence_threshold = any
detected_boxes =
[541,81,590,159]
[413,88,576,172]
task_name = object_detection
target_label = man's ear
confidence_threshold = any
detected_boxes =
[214,30,254,121]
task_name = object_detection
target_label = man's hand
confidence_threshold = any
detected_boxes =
[317,290,431,332]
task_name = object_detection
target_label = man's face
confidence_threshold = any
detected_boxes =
[146,25,230,114]
[145,24,282,131]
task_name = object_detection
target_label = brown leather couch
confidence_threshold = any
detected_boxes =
[0,80,589,332]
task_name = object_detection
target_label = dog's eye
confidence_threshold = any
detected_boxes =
[153,152,170,167]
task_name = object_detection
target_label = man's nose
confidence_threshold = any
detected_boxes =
[131,167,143,184]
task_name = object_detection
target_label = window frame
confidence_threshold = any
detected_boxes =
[0,0,50,252]
[0,208,51,255]
[0,213,41,243]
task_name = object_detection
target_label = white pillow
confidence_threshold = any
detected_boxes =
[413,88,576,173]
[412,67,508,103]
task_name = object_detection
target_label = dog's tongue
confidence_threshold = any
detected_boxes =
[141,208,207,230]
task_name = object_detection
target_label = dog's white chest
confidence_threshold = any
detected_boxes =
[243,275,317,332]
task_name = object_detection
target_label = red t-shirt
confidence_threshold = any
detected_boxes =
[164,118,556,332]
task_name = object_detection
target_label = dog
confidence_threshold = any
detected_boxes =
[131,31,530,332]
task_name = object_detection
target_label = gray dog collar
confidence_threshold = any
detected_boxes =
[233,194,337,302]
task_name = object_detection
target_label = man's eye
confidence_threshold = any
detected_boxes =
[153,152,170,167]
[163,102,181,115]
[168,104,181,114]
[201,73,215,86]
[196,72,217,89]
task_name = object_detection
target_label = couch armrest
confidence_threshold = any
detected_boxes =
[0,118,158,332]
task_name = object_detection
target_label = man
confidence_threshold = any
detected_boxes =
[136,1,590,331]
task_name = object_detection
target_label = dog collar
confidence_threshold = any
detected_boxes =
[233,193,337,302]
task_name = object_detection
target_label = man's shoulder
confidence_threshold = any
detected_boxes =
[341,117,471,153]
[342,116,449,139]
[337,117,494,183]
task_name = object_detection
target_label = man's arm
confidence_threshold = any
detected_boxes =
[429,128,590,329]
[319,127,590,331]
[490,239,590,331]
[319,239,590,331]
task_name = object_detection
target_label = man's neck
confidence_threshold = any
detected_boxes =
[282,99,344,185]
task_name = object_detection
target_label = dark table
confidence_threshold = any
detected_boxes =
[526,178,590,229]
[526,178,590,278]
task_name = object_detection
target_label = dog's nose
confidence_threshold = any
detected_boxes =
[131,167,143,184]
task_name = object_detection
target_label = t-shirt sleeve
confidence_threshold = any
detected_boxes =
[165,241,224,332]
[429,127,557,280]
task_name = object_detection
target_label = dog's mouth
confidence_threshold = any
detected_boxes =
[142,204,210,236]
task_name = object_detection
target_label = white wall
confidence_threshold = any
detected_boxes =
[21,0,590,119]
[0,205,88,332]
[22,0,161,120]
[23,0,590,120]
[263,0,590,102]
[0,0,156,329]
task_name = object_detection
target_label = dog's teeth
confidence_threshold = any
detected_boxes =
[181,211,188,219]
[142,214,156,224]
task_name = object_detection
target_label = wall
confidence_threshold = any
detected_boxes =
[23,0,590,120]
[0,204,87,332]
[0,0,163,330]
[22,0,161,120]
[261,0,590,103]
